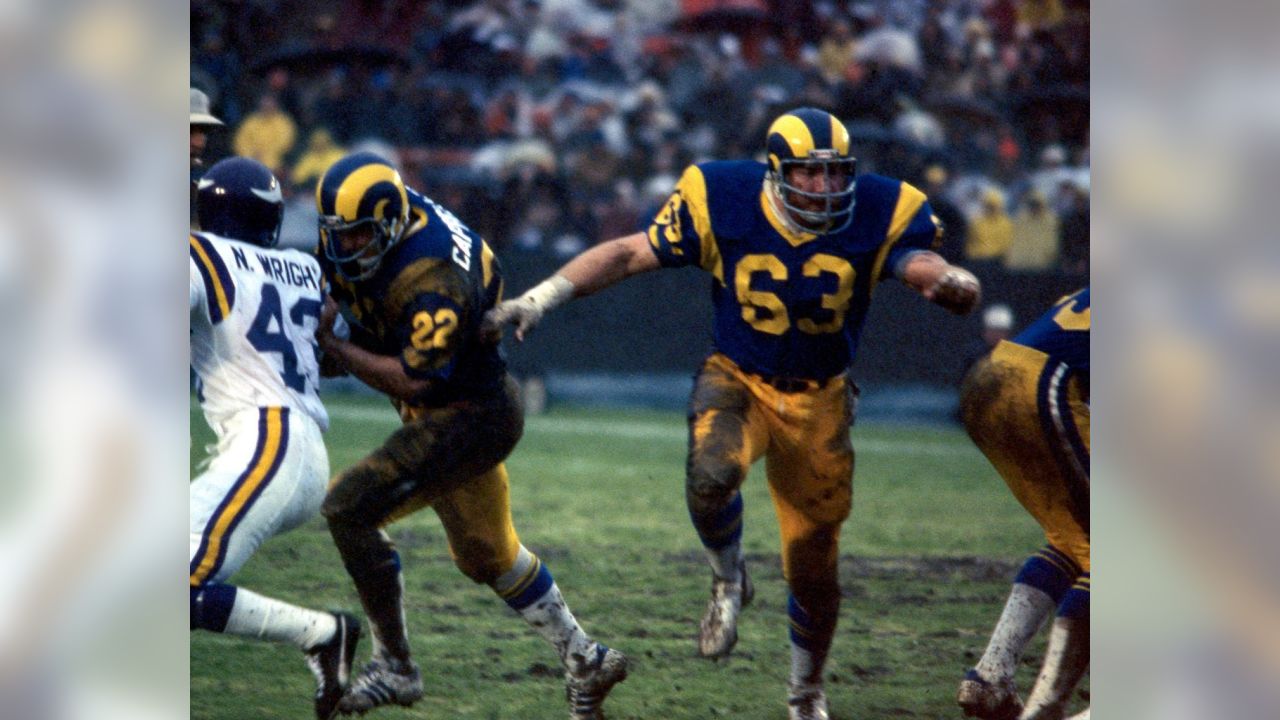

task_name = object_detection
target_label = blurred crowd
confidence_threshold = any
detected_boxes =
[192,0,1088,276]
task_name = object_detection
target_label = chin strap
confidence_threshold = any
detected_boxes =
[763,177,822,236]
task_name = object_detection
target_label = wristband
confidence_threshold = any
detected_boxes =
[524,274,576,313]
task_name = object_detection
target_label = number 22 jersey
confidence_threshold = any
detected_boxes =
[646,161,943,381]
[189,232,328,433]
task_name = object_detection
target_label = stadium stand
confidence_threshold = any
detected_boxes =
[193,0,1088,417]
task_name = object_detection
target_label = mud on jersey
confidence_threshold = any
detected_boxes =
[318,187,506,406]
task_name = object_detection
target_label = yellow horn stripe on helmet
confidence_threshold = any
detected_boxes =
[333,164,407,221]
[829,114,850,156]
[770,113,817,160]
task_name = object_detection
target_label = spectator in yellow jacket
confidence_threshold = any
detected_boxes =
[1006,190,1060,271]
[290,128,346,192]
[233,93,297,174]
[966,189,1014,262]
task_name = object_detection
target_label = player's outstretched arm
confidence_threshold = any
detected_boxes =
[483,232,659,342]
[900,251,982,315]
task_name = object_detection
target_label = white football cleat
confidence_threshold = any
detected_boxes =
[787,684,829,720]
[957,668,1023,720]
[565,645,629,720]
[698,561,754,658]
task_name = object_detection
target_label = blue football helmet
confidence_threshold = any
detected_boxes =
[765,107,857,233]
[315,151,410,281]
[195,156,284,247]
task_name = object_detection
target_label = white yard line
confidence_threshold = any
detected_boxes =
[324,402,973,458]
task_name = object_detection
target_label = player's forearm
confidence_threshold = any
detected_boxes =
[557,232,657,297]
[900,251,950,291]
[901,251,981,315]
[321,338,432,402]
[484,233,659,342]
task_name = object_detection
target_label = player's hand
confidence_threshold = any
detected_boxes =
[482,297,544,343]
[481,275,576,343]
[316,295,350,376]
[926,267,981,315]
[316,295,340,350]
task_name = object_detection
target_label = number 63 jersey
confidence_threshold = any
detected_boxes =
[189,231,328,434]
[648,161,942,381]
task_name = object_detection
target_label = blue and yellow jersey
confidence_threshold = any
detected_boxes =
[647,161,942,380]
[1012,287,1090,373]
[318,187,506,402]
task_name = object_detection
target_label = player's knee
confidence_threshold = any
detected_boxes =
[321,464,379,524]
[452,545,505,584]
[686,459,744,516]
[321,477,354,523]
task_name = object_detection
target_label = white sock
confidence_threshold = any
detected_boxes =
[704,541,742,584]
[975,582,1056,682]
[494,545,598,675]
[1022,616,1089,718]
[222,587,336,651]
[790,645,822,690]
[521,583,599,675]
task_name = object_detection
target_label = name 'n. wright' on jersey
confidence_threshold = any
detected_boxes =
[189,231,328,433]
[647,161,943,380]
[317,187,505,406]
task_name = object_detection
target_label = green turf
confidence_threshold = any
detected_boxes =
[191,394,1086,719]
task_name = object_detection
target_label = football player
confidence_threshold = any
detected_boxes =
[485,107,981,720]
[189,156,361,720]
[956,287,1090,720]
[312,152,627,719]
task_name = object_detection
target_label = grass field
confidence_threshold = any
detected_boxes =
[191,394,1086,719]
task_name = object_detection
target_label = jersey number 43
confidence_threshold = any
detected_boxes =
[247,285,322,392]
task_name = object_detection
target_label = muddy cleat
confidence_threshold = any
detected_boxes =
[337,658,423,715]
[305,612,362,720]
[698,561,754,658]
[957,668,1023,720]
[565,645,629,720]
[787,685,829,720]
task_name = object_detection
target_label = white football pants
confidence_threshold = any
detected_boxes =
[190,405,328,586]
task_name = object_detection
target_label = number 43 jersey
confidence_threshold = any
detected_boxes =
[647,161,943,381]
[189,231,328,433]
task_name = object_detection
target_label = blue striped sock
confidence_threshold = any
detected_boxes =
[1058,574,1089,618]
[1014,545,1080,602]
[691,491,744,551]
[493,548,595,672]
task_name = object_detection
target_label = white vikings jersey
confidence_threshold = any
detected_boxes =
[189,231,328,433]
